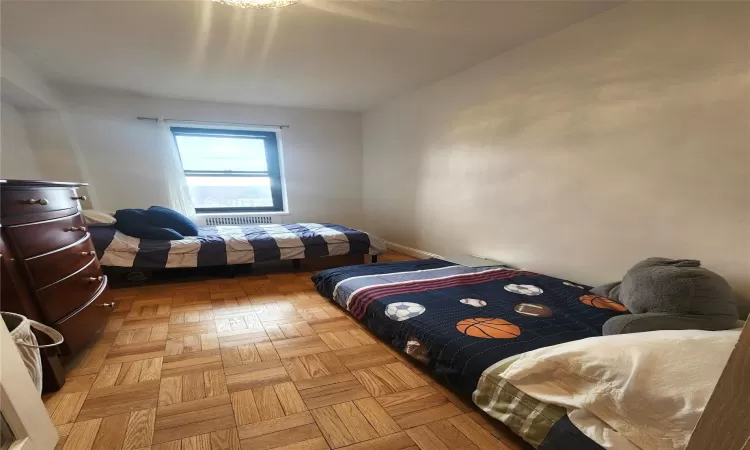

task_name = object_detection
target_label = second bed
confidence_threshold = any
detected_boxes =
[90,222,387,269]
[312,258,630,450]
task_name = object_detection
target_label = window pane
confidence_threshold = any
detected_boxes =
[186,176,274,209]
[175,135,268,172]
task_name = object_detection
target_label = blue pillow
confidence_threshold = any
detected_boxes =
[114,209,185,240]
[146,206,199,236]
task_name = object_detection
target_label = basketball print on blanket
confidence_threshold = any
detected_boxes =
[579,294,628,312]
[456,318,520,339]
[504,284,543,296]
[385,302,426,321]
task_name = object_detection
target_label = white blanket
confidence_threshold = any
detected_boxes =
[497,328,740,450]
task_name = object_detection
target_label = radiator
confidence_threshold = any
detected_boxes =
[203,215,281,226]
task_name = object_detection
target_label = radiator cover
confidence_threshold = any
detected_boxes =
[203,215,281,226]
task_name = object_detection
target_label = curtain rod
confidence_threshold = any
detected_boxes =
[136,117,289,129]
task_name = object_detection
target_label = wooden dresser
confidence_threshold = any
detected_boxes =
[0,180,111,391]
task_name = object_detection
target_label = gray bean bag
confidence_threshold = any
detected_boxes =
[591,258,738,335]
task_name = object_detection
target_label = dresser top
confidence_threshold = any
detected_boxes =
[0,179,88,188]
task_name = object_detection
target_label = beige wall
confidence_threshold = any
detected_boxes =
[363,3,750,307]
[0,101,42,180]
[57,89,365,228]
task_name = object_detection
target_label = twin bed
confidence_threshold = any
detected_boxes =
[90,222,387,269]
[312,258,629,450]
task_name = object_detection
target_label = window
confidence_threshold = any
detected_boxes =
[171,127,285,213]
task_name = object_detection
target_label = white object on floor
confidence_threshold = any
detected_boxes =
[1,319,59,449]
[2,312,64,393]
[497,328,740,450]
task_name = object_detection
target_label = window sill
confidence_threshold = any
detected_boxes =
[196,211,290,217]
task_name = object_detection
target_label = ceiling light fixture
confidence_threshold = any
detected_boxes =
[212,0,299,8]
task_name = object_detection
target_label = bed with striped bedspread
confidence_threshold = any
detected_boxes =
[90,223,386,269]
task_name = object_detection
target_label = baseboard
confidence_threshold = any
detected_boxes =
[386,242,442,260]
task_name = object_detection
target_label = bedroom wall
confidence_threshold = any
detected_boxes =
[0,101,42,180]
[56,88,364,228]
[362,2,750,303]
[1,47,63,110]
[23,110,87,183]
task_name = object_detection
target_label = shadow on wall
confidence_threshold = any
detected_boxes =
[735,293,750,321]
[365,2,749,299]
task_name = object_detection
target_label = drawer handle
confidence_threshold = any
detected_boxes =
[84,276,104,282]
[80,251,96,256]
[72,195,87,201]
[25,198,49,205]
[97,302,116,309]
[66,226,87,232]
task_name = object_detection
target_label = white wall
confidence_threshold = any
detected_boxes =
[24,110,85,182]
[59,88,364,227]
[1,47,63,110]
[0,101,42,180]
[363,3,750,301]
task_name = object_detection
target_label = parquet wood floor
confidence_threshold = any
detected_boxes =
[45,251,531,450]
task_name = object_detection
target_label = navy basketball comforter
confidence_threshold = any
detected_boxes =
[312,259,629,450]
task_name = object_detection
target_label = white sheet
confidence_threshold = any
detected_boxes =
[497,328,740,450]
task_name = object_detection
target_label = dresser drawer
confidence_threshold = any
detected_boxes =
[1,186,81,220]
[5,213,88,258]
[54,276,109,356]
[25,236,97,289]
[37,258,105,322]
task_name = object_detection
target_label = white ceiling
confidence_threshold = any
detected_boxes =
[1,1,617,111]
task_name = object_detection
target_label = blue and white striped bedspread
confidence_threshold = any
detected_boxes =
[90,223,387,269]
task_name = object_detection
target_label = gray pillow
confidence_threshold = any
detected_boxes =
[593,257,738,335]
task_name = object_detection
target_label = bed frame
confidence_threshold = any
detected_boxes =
[103,253,378,288]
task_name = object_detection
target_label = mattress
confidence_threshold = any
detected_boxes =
[312,259,630,450]
[90,223,386,269]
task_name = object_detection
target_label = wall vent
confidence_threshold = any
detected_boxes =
[204,215,280,226]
